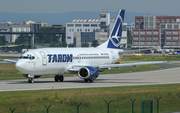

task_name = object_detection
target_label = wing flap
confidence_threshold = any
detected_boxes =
[99,61,166,68]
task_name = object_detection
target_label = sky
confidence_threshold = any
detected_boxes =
[0,0,180,16]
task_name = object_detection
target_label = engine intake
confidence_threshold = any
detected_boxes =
[78,66,99,80]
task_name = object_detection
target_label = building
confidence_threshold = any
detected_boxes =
[66,19,101,46]
[40,25,66,44]
[41,25,65,32]
[66,12,127,47]
[73,31,108,47]
[0,21,11,43]
[127,23,135,33]
[132,15,180,49]
[24,20,47,32]
[11,23,30,43]
[0,20,30,43]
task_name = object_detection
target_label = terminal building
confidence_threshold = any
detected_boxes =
[66,12,127,47]
[132,15,180,49]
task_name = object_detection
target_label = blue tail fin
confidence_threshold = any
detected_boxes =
[98,9,125,49]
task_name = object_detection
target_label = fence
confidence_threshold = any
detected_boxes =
[3,96,180,113]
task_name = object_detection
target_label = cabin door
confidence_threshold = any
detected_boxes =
[39,51,47,66]
[111,51,115,62]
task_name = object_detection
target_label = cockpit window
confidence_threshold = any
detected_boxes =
[19,56,35,60]
[29,56,35,60]
[23,56,28,59]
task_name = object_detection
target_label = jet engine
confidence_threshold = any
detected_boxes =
[78,66,99,80]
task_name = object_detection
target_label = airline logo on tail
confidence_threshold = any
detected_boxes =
[107,9,125,49]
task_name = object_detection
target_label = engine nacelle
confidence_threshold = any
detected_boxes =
[78,66,99,80]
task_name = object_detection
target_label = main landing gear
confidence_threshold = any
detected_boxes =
[28,78,34,83]
[84,79,93,83]
[54,75,64,82]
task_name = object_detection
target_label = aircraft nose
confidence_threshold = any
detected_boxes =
[15,61,26,73]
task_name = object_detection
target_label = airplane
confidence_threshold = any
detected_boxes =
[4,9,165,83]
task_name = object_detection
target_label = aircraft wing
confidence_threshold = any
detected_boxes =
[68,61,165,71]
[4,59,17,63]
[119,47,159,54]
[98,61,166,68]
[68,65,85,71]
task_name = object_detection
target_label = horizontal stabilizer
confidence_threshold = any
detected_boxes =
[4,59,17,63]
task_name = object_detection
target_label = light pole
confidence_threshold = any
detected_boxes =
[139,26,140,52]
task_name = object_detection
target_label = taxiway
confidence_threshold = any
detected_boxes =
[0,63,180,92]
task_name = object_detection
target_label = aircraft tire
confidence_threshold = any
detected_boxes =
[31,79,34,83]
[28,79,32,83]
[89,79,93,82]
[59,75,64,82]
[84,79,88,82]
[55,75,59,82]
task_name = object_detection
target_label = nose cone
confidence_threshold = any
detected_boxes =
[15,61,27,74]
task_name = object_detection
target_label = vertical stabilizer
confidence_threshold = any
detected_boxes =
[97,9,125,49]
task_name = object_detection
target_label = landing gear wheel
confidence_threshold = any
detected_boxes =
[59,75,64,82]
[89,79,93,82]
[84,79,88,82]
[55,75,59,82]
[28,79,31,83]
[31,79,34,83]
[28,78,34,83]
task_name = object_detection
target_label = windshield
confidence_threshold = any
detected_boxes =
[19,56,35,60]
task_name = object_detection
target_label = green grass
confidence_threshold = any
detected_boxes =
[122,55,180,61]
[1,84,180,113]
[0,63,163,80]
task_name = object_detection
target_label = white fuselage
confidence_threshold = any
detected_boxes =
[15,47,122,76]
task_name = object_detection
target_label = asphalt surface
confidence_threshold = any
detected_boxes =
[0,63,180,92]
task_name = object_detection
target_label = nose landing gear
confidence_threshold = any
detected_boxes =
[28,78,34,83]
[27,74,34,83]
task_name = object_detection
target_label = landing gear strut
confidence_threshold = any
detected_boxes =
[84,79,93,83]
[54,75,64,82]
[28,78,34,83]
